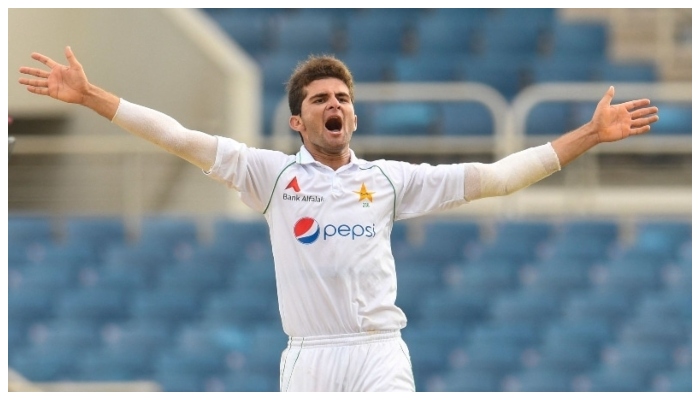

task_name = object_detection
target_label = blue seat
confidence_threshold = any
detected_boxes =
[460,56,529,100]
[139,215,199,257]
[222,371,278,392]
[595,256,664,297]
[460,342,523,375]
[372,102,441,135]
[341,52,395,82]
[477,220,554,262]
[202,288,278,326]
[652,368,692,392]
[414,14,481,55]
[580,366,648,391]
[525,102,575,135]
[456,261,519,296]
[416,290,490,328]
[245,324,289,375]
[524,256,593,297]
[562,288,632,327]
[156,263,229,296]
[76,346,155,381]
[635,290,691,321]
[467,321,539,350]
[541,220,619,261]
[549,21,607,58]
[129,288,202,326]
[91,265,151,294]
[205,9,272,54]
[15,262,79,293]
[490,289,560,325]
[603,342,674,377]
[438,367,500,392]
[344,13,409,55]
[28,242,97,268]
[103,320,174,355]
[527,56,597,83]
[652,102,692,134]
[477,10,553,57]
[8,214,54,249]
[410,220,481,265]
[505,367,575,392]
[395,261,443,319]
[543,318,613,352]
[8,288,56,326]
[393,54,463,82]
[273,13,338,55]
[155,371,206,392]
[29,319,102,352]
[631,220,691,260]
[536,338,600,374]
[11,345,82,381]
[103,244,172,285]
[595,61,658,82]
[175,321,251,354]
[618,316,689,348]
[153,346,227,382]
[439,101,494,136]
[230,259,277,293]
[64,216,127,259]
[403,322,463,380]
[55,287,129,324]
[212,218,271,260]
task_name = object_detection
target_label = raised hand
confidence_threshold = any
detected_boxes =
[591,86,659,143]
[19,46,90,105]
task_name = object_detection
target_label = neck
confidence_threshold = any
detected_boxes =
[305,145,351,170]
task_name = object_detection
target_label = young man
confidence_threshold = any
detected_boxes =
[19,47,659,391]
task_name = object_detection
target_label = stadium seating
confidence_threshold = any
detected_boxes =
[7,8,690,392]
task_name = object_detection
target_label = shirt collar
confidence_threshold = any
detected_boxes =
[297,145,360,166]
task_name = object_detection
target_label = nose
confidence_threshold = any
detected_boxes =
[327,95,341,109]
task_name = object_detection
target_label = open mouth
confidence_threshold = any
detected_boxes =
[325,116,343,132]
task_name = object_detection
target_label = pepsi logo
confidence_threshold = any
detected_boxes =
[294,217,320,244]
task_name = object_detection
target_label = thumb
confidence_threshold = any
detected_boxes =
[64,46,80,68]
[600,85,614,106]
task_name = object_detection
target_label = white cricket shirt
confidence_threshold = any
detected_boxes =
[207,136,468,337]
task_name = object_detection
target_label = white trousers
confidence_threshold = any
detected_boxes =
[279,330,415,392]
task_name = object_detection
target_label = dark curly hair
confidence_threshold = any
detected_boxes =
[286,54,355,116]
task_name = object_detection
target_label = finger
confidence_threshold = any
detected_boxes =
[630,106,658,119]
[630,125,652,136]
[18,66,50,79]
[65,45,80,68]
[631,115,659,128]
[623,98,652,111]
[25,85,49,96]
[31,52,59,69]
[18,77,49,88]
[599,86,615,106]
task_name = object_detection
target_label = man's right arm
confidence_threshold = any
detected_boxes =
[19,46,217,171]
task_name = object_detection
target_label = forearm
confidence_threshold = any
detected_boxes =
[111,99,217,171]
[464,143,561,201]
[81,83,121,120]
[550,122,601,167]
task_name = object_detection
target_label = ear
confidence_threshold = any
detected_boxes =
[289,115,304,132]
[353,114,358,132]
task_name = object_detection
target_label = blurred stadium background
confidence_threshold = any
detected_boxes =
[7,8,692,392]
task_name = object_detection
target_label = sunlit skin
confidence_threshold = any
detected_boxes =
[289,78,358,170]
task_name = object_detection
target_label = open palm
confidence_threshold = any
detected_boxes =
[19,46,89,104]
[592,86,659,143]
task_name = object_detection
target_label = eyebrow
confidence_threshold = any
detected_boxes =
[307,91,350,102]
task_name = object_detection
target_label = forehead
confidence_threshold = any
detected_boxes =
[303,78,350,100]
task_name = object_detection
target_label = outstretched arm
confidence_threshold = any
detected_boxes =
[18,46,217,171]
[551,86,659,167]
